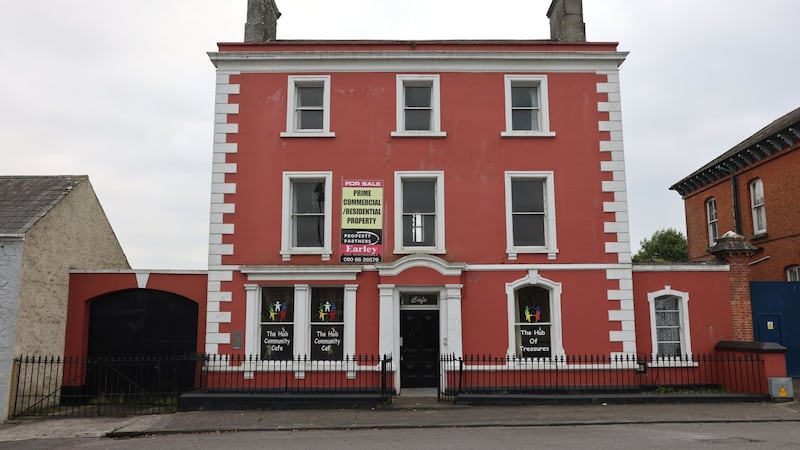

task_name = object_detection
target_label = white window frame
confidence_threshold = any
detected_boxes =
[505,270,564,359]
[391,75,446,137]
[281,75,335,138]
[749,178,767,235]
[787,266,800,282]
[705,197,719,246]
[501,75,555,137]
[281,172,333,261]
[394,171,446,254]
[247,284,357,365]
[647,286,693,363]
[504,171,558,260]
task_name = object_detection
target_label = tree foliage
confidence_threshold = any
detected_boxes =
[633,228,688,263]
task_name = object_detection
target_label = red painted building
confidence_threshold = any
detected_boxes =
[670,108,800,282]
[55,1,784,401]
[198,0,751,391]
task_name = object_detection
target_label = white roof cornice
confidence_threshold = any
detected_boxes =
[208,50,628,73]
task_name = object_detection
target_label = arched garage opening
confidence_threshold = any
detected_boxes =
[80,289,200,402]
[88,288,198,357]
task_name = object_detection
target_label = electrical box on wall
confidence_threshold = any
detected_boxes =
[768,377,794,401]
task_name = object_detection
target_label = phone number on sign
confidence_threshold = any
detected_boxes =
[340,255,381,263]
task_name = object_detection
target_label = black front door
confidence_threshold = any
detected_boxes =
[400,310,439,388]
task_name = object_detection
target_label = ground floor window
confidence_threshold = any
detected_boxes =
[647,287,692,358]
[259,285,348,361]
[310,287,345,360]
[260,287,295,360]
[505,270,564,358]
[514,286,552,358]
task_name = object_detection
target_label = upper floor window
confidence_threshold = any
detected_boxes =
[281,172,333,261]
[501,75,555,137]
[392,75,446,137]
[647,287,692,359]
[394,171,445,254]
[705,197,719,246]
[787,266,800,282]
[281,76,334,138]
[504,171,558,260]
[749,178,767,235]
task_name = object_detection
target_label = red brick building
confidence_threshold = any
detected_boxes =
[670,108,800,282]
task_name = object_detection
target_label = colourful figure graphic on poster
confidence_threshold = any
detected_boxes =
[318,305,327,321]
[329,303,337,321]
[524,305,532,322]
[268,304,277,321]
[533,305,542,322]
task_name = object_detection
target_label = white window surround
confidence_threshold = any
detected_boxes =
[749,178,767,235]
[281,75,335,138]
[504,171,558,260]
[391,74,446,137]
[647,286,693,366]
[281,172,333,261]
[394,171,446,254]
[787,266,800,282]
[706,197,718,246]
[501,75,555,137]
[505,270,564,359]
[244,284,357,370]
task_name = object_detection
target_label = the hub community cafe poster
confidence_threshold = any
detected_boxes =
[340,180,383,263]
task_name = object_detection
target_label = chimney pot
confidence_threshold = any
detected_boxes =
[547,0,586,42]
[245,0,281,42]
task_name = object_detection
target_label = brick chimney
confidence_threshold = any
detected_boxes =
[546,0,586,42]
[710,231,758,341]
[245,0,281,42]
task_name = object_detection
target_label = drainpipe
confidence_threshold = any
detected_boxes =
[731,175,742,235]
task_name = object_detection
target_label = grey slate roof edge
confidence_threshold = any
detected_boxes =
[670,107,800,196]
[0,175,88,235]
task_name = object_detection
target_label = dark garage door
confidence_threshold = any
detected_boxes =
[88,288,198,357]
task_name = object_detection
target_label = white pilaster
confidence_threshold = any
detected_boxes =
[244,284,259,355]
[443,284,464,357]
[344,284,357,357]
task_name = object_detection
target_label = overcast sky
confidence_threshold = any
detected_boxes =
[1,1,797,269]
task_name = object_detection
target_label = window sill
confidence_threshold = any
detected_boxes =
[281,251,332,262]
[391,131,447,138]
[501,130,556,138]
[394,248,446,255]
[507,248,559,261]
[280,131,336,138]
[750,232,768,241]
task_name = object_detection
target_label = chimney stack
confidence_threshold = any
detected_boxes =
[547,0,586,42]
[245,0,281,42]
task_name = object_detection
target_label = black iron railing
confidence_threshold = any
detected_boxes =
[439,353,767,400]
[10,354,393,418]
[10,355,199,418]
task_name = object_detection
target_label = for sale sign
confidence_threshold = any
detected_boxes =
[340,180,383,263]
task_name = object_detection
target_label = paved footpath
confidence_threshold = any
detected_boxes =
[2,397,800,442]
